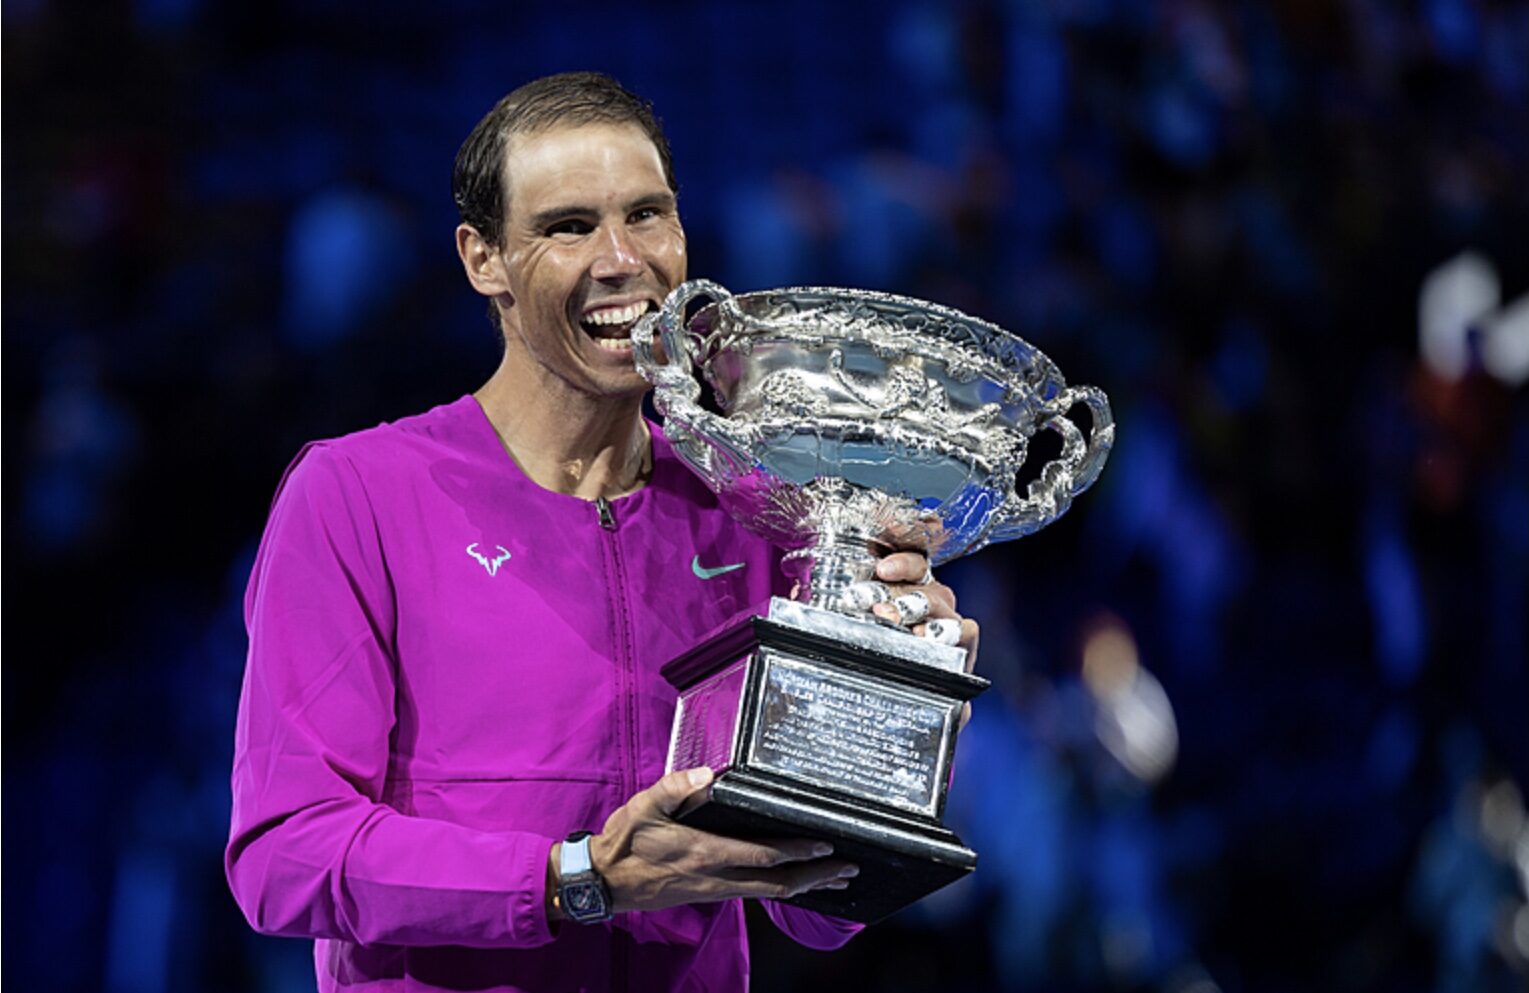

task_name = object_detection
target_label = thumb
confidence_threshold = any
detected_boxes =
[649,766,713,817]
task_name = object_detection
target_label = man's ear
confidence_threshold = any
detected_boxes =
[456,223,512,301]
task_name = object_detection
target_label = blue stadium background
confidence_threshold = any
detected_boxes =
[4,2,1527,991]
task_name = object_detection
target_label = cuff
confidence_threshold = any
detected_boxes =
[505,834,560,947]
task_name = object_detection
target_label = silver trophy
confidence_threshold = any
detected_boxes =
[632,280,1113,922]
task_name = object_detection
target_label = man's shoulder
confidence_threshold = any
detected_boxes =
[310,395,485,469]
[269,395,490,513]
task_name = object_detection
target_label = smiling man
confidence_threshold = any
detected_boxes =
[226,72,975,993]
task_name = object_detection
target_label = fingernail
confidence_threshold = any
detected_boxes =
[838,865,859,879]
[823,880,849,890]
[871,603,895,621]
[812,843,833,857]
[687,767,712,788]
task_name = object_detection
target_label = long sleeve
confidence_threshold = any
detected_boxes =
[225,443,557,949]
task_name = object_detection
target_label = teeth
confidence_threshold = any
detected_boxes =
[582,302,647,326]
[592,337,635,351]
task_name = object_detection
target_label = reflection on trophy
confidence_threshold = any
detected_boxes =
[632,280,1114,923]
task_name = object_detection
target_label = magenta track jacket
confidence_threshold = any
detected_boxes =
[226,396,859,992]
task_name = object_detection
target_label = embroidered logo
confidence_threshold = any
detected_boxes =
[466,543,512,576]
[692,555,746,580]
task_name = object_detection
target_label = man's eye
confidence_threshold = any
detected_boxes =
[629,207,659,223]
[546,220,593,237]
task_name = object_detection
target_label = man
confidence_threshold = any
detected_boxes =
[226,72,977,992]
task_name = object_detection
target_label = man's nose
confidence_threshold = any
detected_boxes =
[590,224,643,281]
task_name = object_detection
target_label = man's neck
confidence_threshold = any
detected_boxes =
[473,355,652,502]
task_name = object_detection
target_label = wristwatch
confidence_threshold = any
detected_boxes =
[556,831,613,924]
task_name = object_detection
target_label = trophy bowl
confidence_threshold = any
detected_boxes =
[633,280,1114,614]
[630,280,1113,922]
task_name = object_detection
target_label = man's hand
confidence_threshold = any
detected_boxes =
[869,551,980,729]
[868,551,980,673]
[567,767,857,916]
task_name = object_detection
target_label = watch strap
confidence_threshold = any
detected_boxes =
[556,830,612,924]
[560,831,595,876]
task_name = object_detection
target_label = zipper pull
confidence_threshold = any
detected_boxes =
[596,496,616,531]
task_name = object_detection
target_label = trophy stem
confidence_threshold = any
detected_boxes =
[782,529,881,613]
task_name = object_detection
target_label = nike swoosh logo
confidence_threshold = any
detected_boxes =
[692,555,746,580]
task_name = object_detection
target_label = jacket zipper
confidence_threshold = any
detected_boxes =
[595,495,634,993]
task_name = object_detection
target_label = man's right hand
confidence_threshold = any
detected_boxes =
[573,767,858,914]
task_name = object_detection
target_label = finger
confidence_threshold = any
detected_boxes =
[897,591,932,625]
[720,861,859,900]
[927,618,981,676]
[922,618,962,645]
[700,834,834,870]
[646,766,713,817]
[959,617,980,673]
[785,861,859,896]
[887,590,930,626]
[792,862,860,896]
[843,581,892,612]
[956,618,979,652]
[920,581,957,617]
[877,580,955,615]
[874,551,929,585]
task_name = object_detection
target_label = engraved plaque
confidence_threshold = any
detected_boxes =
[667,657,750,775]
[747,652,952,817]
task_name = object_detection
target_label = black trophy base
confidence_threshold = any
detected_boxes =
[677,769,977,924]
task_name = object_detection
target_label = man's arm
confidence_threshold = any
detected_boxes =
[226,444,561,948]
[227,444,855,947]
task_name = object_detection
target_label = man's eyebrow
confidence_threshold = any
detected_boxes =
[526,192,675,231]
[627,191,678,213]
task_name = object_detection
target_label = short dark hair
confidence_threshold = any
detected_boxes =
[452,71,677,246]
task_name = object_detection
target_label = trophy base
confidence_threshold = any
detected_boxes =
[677,769,976,924]
[661,603,987,924]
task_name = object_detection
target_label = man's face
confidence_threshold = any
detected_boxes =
[494,122,686,398]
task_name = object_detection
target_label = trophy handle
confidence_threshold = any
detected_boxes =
[986,385,1114,542]
[632,279,756,490]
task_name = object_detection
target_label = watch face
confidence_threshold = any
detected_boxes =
[564,880,608,921]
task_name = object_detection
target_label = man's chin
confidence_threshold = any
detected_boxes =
[584,367,651,401]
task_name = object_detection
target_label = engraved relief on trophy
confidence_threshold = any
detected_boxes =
[754,369,828,418]
[823,349,1004,433]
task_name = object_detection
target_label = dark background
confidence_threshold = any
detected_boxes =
[4,2,1527,991]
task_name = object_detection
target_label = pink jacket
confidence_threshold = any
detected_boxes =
[227,396,859,991]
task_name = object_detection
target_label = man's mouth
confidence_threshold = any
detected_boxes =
[578,300,656,351]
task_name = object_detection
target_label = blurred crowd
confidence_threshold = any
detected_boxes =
[3,2,1526,992]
